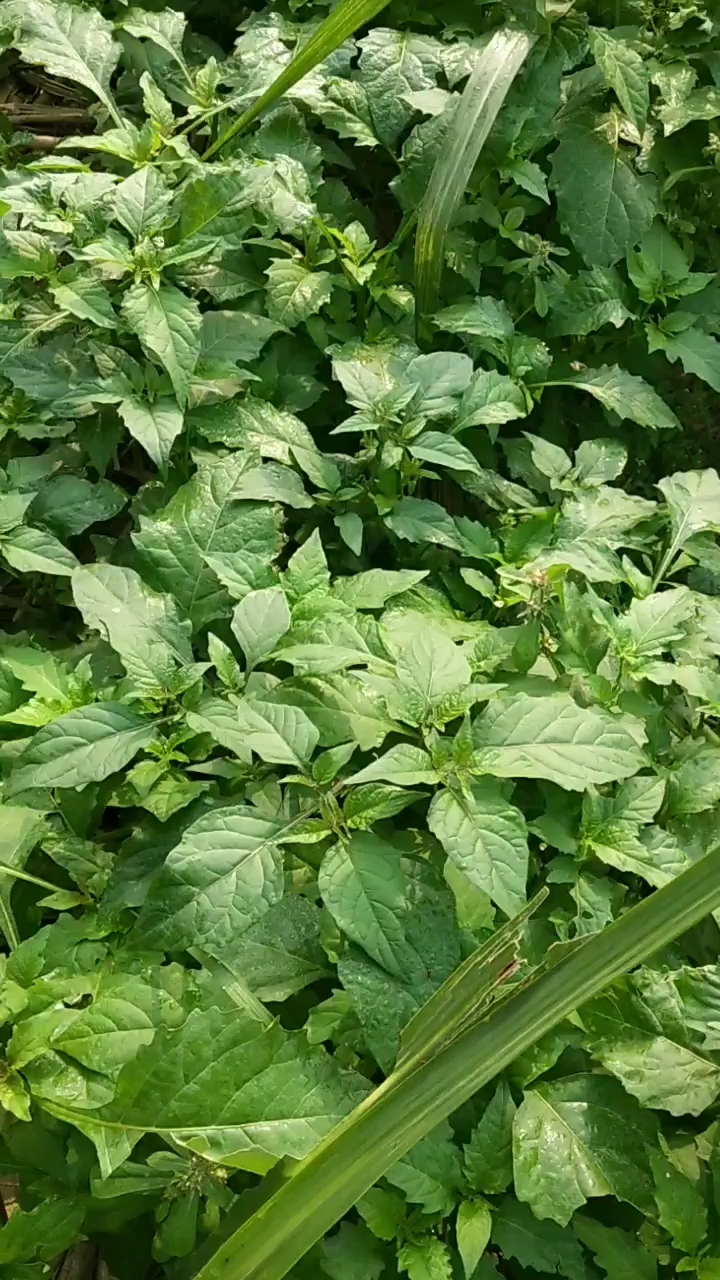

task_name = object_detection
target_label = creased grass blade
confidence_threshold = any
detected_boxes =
[415,27,535,342]
[204,0,393,159]
[192,848,720,1280]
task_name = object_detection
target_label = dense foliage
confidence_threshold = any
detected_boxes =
[0,0,720,1276]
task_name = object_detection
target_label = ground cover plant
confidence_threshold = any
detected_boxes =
[1,0,720,1276]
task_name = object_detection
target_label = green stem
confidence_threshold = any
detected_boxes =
[193,847,720,1280]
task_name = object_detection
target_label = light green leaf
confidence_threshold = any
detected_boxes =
[72,564,193,692]
[410,431,482,476]
[433,297,515,341]
[132,453,284,630]
[658,468,720,562]
[319,832,411,978]
[236,696,319,767]
[0,0,122,125]
[0,805,46,948]
[265,259,333,327]
[118,396,184,471]
[348,743,438,787]
[491,1197,589,1280]
[1,525,78,578]
[51,273,117,329]
[551,125,656,267]
[398,1238,453,1280]
[456,1199,492,1280]
[7,703,155,795]
[455,369,528,431]
[216,897,330,1003]
[130,805,287,952]
[110,166,174,240]
[320,1221,385,1280]
[333,569,428,610]
[231,587,291,672]
[649,325,720,395]
[428,782,528,918]
[394,626,471,722]
[551,365,679,431]
[589,29,649,134]
[120,6,187,66]
[122,281,201,408]
[651,1151,707,1255]
[473,694,646,790]
[359,28,444,146]
[513,1074,656,1225]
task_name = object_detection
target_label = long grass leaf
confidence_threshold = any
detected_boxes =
[205,0,393,159]
[415,27,535,341]
[192,847,720,1280]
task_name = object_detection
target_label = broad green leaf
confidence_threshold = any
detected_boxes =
[191,396,315,460]
[283,531,330,603]
[132,454,284,630]
[7,703,155,795]
[319,832,412,978]
[574,1217,657,1280]
[548,268,633,338]
[551,125,656,267]
[473,694,646,789]
[398,1238,453,1280]
[394,626,471,722]
[359,28,445,146]
[1,525,78,578]
[118,396,184,471]
[589,29,649,133]
[415,28,534,329]
[200,312,282,368]
[333,569,428,610]
[28,476,126,539]
[454,369,528,431]
[119,6,187,66]
[320,1221,385,1280]
[428,782,528,917]
[265,259,333,327]
[51,273,117,329]
[433,297,515,341]
[235,696,319,767]
[456,1200,492,1280]
[410,431,482,476]
[130,805,288,952]
[122,282,201,408]
[513,1074,656,1225]
[0,1198,85,1266]
[0,0,122,125]
[344,783,421,829]
[464,1080,516,1195]
[491,1197,589,1280]
[110,166,174,240]
[72,564,193,692]
[231,587,291,672]
[549,366,679,431]
[649,324,720,394]
[658,468,720,562]
[215,897,330,1002]
[651,1151,707,1255]
[0,805,46,948]
[50,996,369,1169]
[348,744,439,787]
[582,971,720,1114]
[621,586,694,655]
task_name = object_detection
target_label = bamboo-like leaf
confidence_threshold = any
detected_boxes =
[415,28,535,341]
[191,848,720,1280]
[205,0,393,159]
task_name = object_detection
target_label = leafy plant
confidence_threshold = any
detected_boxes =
[0,0,718,1277]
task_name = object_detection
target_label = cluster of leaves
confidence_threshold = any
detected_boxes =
[0,0,719,1277]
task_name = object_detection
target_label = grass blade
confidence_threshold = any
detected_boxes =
[192,848,720,1280]
[205,0,393,159]
[415,27,535,341]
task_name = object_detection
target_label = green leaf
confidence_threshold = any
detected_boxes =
[319,832,412,978]
[649,324,720,395]
[410,431,482,476]
[359,28,444,146]
[491,1197,589,1280]
[456,1199,492,1280]
[214,897,330,1003]
[394,626,471,722]
[51,996,370,1169]
[464,1080,516,1195]
[428,782,528,918]
[0,805,46,948]
[119,6,187,67]
[118,396,184,471]
[333,569,429,610]
[651,1150,707,1255]
[0,1198,85,1266]
[0,0,122,125]
[231,587,291,672]
[473,694,647,789]
[72,564,193,692]
[658,469,720,560]
[133,454,284,630]
[551,125,656,267]
[548,268,633,338]
[582,971,720,1115]
[415,28,534,330]
[589,29,649,133]
[398,1238,453,1280]
[7,703,155,795]
[200,312,283,368]
[550,365,679,431]
[235,696,320,766]
[130,805,288,953]
[265,259,333,327]
[1,525,78,577]
[320,1221,385,1280]
[122,282,201,408]
[513,1074,657,1225]
[434,297,515,342]
[348,743,439,786]
[51,272,117,329]
[573,1217,657,1280]
[110,166,174,240]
